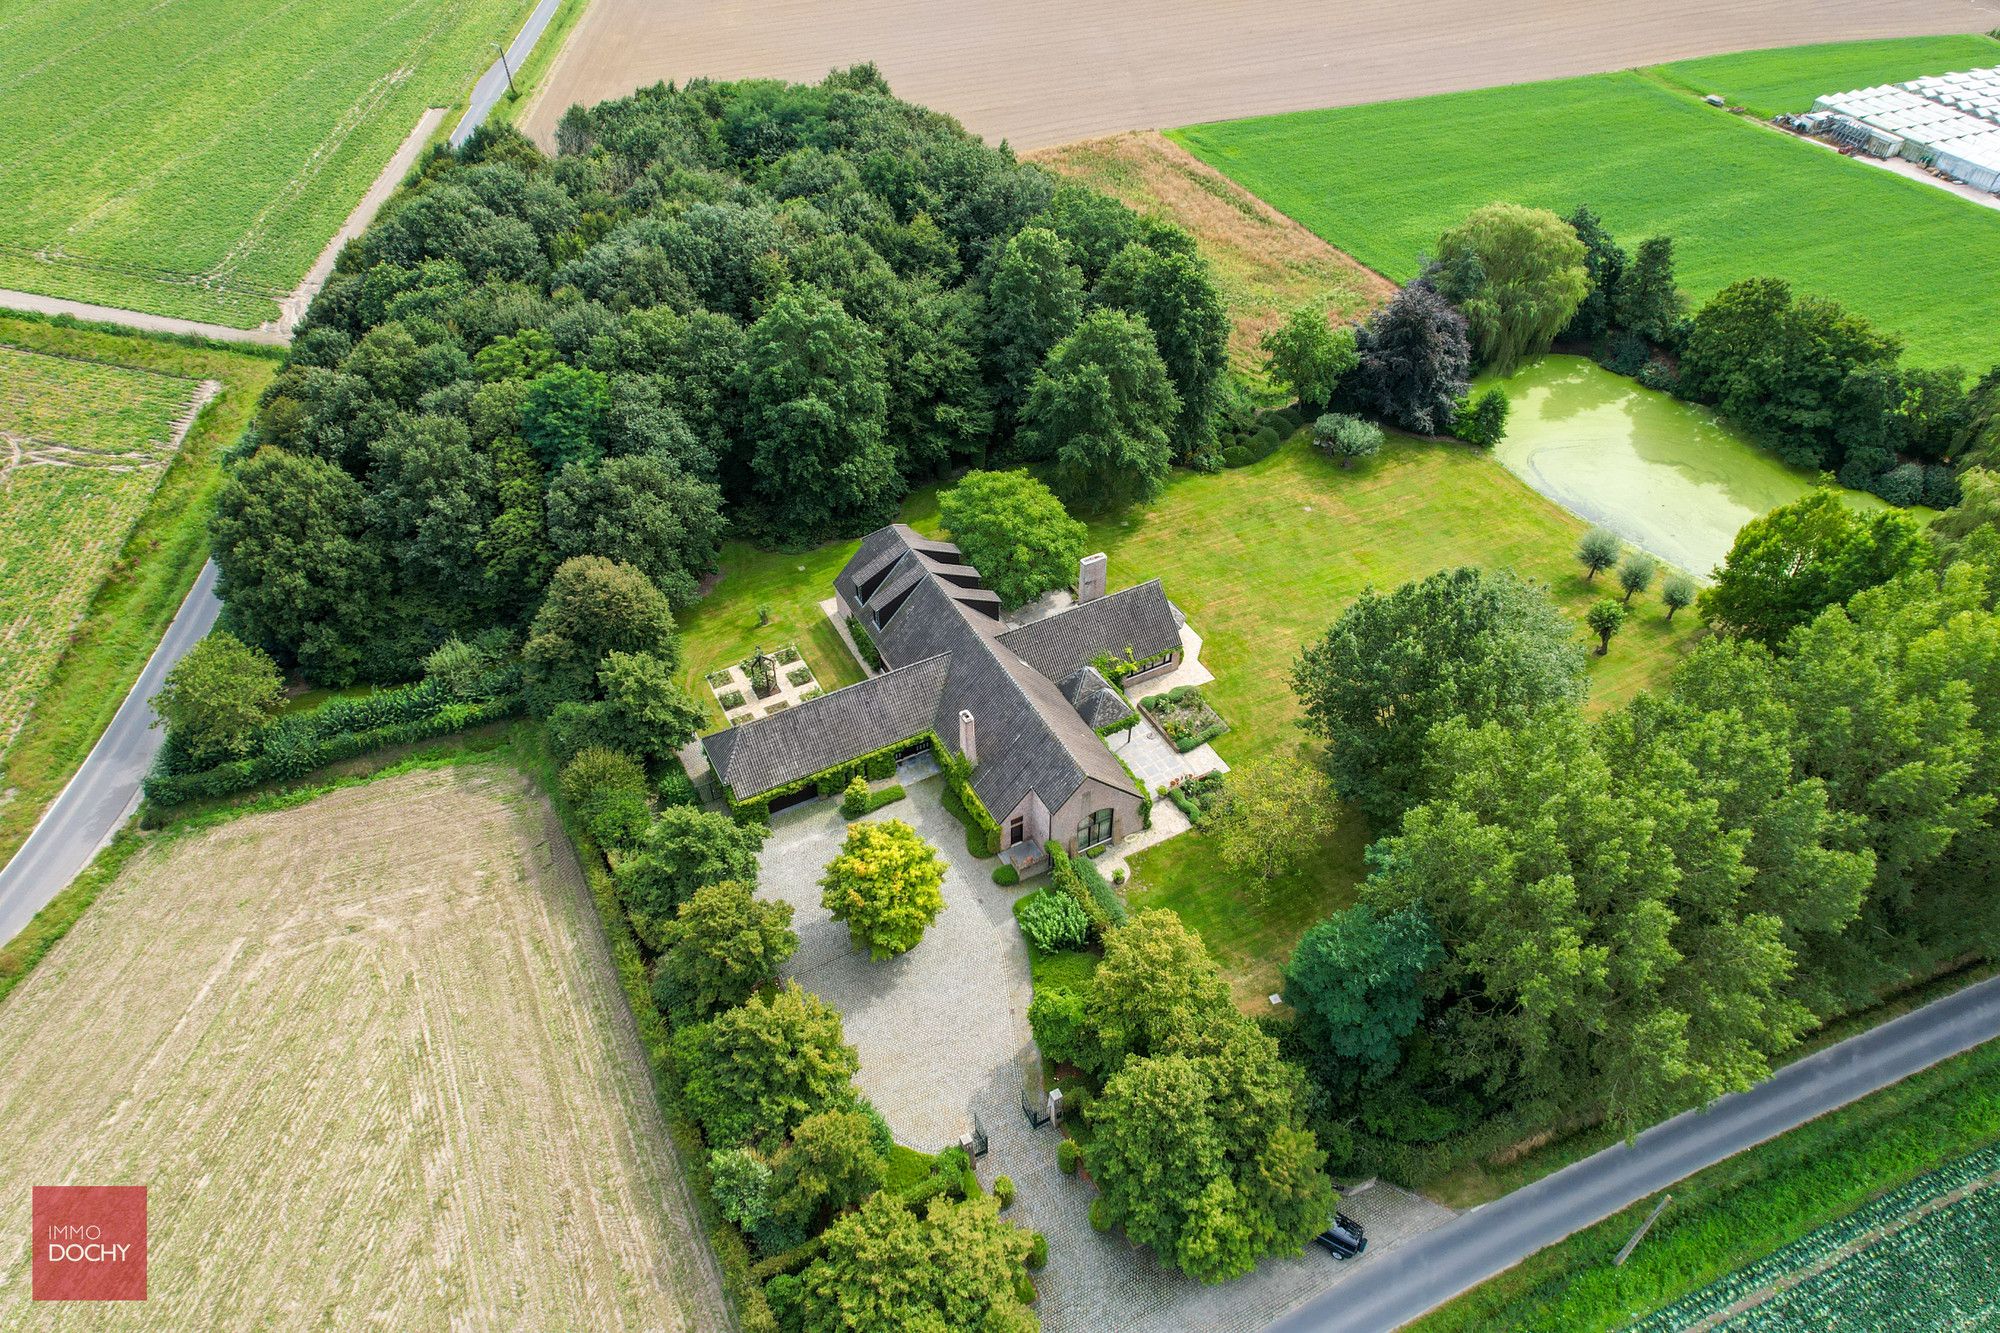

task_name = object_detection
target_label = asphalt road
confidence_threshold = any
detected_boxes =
[0,562,221,945]
[1272,970,2000,1332]
[452,0,565,147]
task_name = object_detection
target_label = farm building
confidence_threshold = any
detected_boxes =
[1807,67,2000,193]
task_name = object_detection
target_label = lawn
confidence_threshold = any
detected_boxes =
[1171,38,2000,370]
[1411,1031,2000,1333]
[0,314,277,877]
[1653,35,2000,119]
[0,0,537,328]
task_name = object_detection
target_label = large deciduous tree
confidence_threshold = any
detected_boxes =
[1095,239,1229,460]
[820,819,947,960]
[1434,203,1588,371]
[1699,489,1932,647]
[985,225,1084,423]
[674,981,859,1150]
[1349,281,1472,435]
[544,455,724,607]
[521,555,680,713]
[1018,308,1177,511]
[151,631,285,769]
[617,807,767,949]
[1206,755,1338,886]
[1283,905,1439,1092]
[653,879,797,1022]
[795,1192,1033,1332]
[937,469,1088,609]
[1559,205,1627,343]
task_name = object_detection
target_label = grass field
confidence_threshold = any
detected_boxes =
[1654,34,2000,118]
[0,316,276,876]
[0,762,726,1328]
[1172,37,2000,370]
[0,0,536,328]
[1411,1031,2000,1332]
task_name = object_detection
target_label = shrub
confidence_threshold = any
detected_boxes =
[1636,361,1678,393]
[1599,328,1651,376]
[1453,387,1509,448]
[846,616,885,671]
[1920,463,1961,510]
[776,646,801,664]
[1028,986,1095,1069]
[1220,445,1253,468]
[719,689,746,709]
[864,752,897,781]
[820,819,947,959]
[1046,842,1110,937]
[586,789,651,853]
[787,666,812,687]
[1058,1139,1081,1175]
[152,631,285,770]
[1313,412,1384,468]
[840,775,872,818]
[1090,1198,1113,1232]
[1028,1230,1048,1269]
[1016,889,1090,952]
[1014,1272,1037,1306]
[656,762,700,808]
[560,745,647,808]
[993,1175,1016,1210]
[1871,462,1926,508]
[992,863,1020,886]
[710,1147,774,1231]
[1072,855,1128,928]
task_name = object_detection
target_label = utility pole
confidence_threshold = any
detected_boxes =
[493,42,517,98]
[1614,1194,1672,1267]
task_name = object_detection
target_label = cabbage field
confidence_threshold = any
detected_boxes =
[0,0,535,328]
[0,345,206,752]
[1629,1142,2000,1331]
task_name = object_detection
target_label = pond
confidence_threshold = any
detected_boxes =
[1484,356,1885,579]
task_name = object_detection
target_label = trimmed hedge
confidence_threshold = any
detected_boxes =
[992,863,1021,887]
[1047,842,1118,939]
[1073,853,1129,929]
[1095,712,1141,738]
[144,692,519,806]
[846,615,885,672]
[934,740,1001,857]
[840,777,907,818]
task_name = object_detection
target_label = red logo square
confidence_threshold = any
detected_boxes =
[32,1185,147,1301]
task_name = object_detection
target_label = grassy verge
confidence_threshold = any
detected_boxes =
[0,313,278,872]
[489,0,594,134]
[1411,1033,2000,1332]
[1171,38,2000,369]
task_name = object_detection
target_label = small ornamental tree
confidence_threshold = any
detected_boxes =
[1312,413,1383,469]
[617,806,766,949]
[674,980,859,1149]
[1587,599,1627,655]
[1454,387,1510,448]
[937,469,1088,609]
[1350,281,1472,435]
[1617,552,1659,604]
[820,819,947,959]
[1206,755,1337,886]
[1260,304,1358,414]
[654,879,797,1021]
[151,630,285,769]
[1661,571,1697,621]
[1576,528,1622,582]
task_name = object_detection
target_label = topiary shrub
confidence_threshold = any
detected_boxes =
[1014,1272,1038,1306]
[1028,1230,1048,1270]
[1871,461,1926,507]
[1220,445,1253,468]
[656,761,700,808]
[1057,1139,1080,1175]
[1090,1198,1113,1232]
[1921,463,1961,510]
[994,1175,1015,1210]
[840,774,872,818]
[992,863,1020,886]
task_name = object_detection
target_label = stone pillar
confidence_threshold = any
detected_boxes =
[1078,552,1108,602]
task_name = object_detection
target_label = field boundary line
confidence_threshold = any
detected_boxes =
[0,291,284,346]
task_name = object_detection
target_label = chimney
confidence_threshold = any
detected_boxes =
[1078,552,1108,603]
[958,709,977,767]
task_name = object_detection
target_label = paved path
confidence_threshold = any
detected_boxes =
[0,562,220,944]
[1270,972,2000,1332]
[453,0,566,147]
[0,291,283,347]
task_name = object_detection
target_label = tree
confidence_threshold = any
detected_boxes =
[520,364,611,470]
[1089,910,1234,1069]
[654,879,798,1021]
[1454,387,1509,448]
[769,1108,887,1231]
[1262,305,1358,414]
[544,455,724,607]
[618,807,766,948]
[1350,281,1472,434]
[152,631,284,769]
[522,555,679,712]
[1576,527,1621,582]
[797,1192,1033,1332]
[1018,308,1177,511]
[1661,571,1697,620]
[1312,412,1382,469]
[1560,205,1627,343]
[1613,236,1685,344]
[1699,490,1933,647]
[820,819,947,960]
[1617,552,1658,604]
[1434,203,1588,371]
[1290,567,1587,826]
[1284,905,1439,1091]
[552,647,703,763]
[986,225,1084,422]
[675,981,858,1149]
[1586,599,1626,654]
[1096,240,1229,459]
[937,469,1088,609]
[741,286,897,538]
[1206,755,1338,884]
[708,1147,774,1233]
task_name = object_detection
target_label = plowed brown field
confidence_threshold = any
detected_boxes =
[0,764,725,1329]
[519,0,1988,150]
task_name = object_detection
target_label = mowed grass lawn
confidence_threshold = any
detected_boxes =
[1171,37,2000,371]
[0,0,537,327]
[681,438,1697,1001]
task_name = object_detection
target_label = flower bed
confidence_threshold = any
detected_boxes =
[1141,686,1228,753]
[1167,772,1227,825]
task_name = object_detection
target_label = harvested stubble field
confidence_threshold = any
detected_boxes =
[0,764,725,1329]
[0,345,206,755]
[518,0,1986,151]
[1172,36,2000,370]
[0,0,536,328]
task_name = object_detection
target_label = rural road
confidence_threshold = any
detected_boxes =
[0,563,220,945]
[0,291,283,347]
[452,0,566,146]
[1271,971,2000,1332]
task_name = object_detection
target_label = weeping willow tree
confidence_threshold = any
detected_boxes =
[1435,202,1589,372]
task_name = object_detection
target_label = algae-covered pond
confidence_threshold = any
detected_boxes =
[1486,357,1885,578]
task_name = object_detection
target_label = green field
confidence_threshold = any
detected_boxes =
[0,0,535,328]
[1171,38,2000,370]
[1655,35,2000,119]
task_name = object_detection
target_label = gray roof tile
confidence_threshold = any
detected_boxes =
[995,580,1181,682]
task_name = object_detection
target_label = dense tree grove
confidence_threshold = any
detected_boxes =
[217,70,1225,686]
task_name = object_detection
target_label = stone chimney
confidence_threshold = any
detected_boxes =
[1078,552,1108,603]
[958,709,977,767]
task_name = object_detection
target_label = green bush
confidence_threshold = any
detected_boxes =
[1073,855,1128,928]
[845,616,885,672]
[1090,1198,1114,1232]
[1047,842,1112,938]
[1313,411,1384,468]
[1017,889,1090,952]
[1028,986,1094,1069]
[1453,387,1510,448]
[656,762,700,808]
[561,745,647,807]
[840,775,873,817]
[1028,1230,1049,1269]
[1220,445,1253,468]
[1058,1140,1080,1175]
[994,1175,1016,1210]
[1014,1272,1037,1306]
[992,863,1020,886]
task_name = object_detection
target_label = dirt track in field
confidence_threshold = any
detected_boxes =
[520,0,1990,149]
[0,765,725,1330]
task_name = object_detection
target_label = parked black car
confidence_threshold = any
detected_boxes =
[1313,1212,1367,1259]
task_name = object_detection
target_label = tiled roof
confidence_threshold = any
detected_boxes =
[1058,665,1136,731]
[703,655,950,801]
[995,580,1180,682]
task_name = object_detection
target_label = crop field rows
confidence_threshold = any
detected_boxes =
[1633,1142,2000,1330]
[0,765,725,1329]
[1172,35,2000,371]
[0,345,207,754]
[0,0,536,327]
